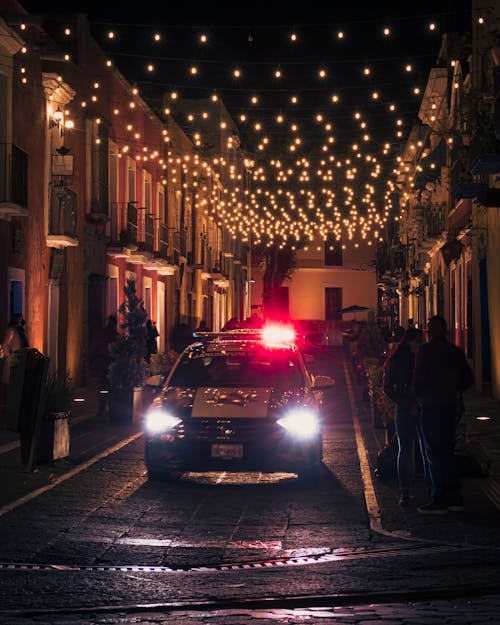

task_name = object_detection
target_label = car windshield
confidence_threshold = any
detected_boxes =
[168,348,306,388]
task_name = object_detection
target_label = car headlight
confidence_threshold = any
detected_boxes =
[277,407,320,439]
[145,407,182,433]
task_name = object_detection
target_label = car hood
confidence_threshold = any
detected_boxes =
[158,386,309,419]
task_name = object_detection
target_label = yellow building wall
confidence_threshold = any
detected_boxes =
[286,269,377,320]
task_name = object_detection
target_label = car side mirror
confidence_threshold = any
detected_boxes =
[313,375,335,389]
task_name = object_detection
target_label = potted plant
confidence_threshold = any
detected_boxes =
[37,369,74,463]
[108,278,148,424]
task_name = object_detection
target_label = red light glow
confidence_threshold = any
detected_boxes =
[261,323,296,346]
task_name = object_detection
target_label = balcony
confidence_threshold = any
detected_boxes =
[422,202,445,244]
[158,223,169,259]
[144,213,155,253]
[450,160,487,201]
[47,185,78,248]
[0,143,28,218]
[107,202,149,259]
[172,228,187,258]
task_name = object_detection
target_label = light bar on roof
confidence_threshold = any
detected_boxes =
[261,323,296,347]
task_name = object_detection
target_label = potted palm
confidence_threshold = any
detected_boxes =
[108,278,148,424]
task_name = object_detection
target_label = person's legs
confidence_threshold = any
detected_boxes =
[395,405,414,502]
[415,419,432,493]
[420,405,448,506]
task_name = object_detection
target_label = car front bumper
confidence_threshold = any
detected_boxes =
[144,419,322,473]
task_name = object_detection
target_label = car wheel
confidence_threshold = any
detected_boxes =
[145,446,181,481]
[146,460,181,482]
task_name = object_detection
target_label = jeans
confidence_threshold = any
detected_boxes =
[395,403,431,494]
[420,402,462,506]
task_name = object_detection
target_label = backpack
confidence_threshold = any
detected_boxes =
[374,434,398,481]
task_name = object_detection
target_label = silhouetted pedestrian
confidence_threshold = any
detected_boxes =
[145,319,159,363]
[413,315,474,515]
[0,314,29,422]
[383,327,430,506]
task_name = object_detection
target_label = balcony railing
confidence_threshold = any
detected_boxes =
[172,228,187,257]
[376,243,406,282]
[158,223,169,259]
[126,203,138,244]
[424,203,446,239]
[144,213,155,252]
[0,143,28,214]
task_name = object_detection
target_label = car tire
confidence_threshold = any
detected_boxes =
[146,461,181,482]
[145,446,182,481]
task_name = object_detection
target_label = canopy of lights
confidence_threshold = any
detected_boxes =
[17,5,472,251]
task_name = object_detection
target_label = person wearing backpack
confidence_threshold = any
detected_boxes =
[413,315,474,515]
[383,327,430,506]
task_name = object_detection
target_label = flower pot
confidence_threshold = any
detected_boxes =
[37,410,70,463]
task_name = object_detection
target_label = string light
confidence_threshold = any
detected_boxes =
[13,10,468,250]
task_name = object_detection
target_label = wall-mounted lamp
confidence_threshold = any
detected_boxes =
[49,105,64,130]
[49,105,74,140]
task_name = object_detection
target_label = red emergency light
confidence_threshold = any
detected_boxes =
[261,323,296,347]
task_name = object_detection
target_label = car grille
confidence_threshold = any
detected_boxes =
[184,418,276,443]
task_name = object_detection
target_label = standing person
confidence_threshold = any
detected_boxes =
[88,315,118,415]
[145,319,159,363]
[0,313,29,417]
[383,327,430,506]
[413,315,474,515]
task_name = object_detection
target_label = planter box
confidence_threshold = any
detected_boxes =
[37,410,70,463]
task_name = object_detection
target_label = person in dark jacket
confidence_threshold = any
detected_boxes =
[145,319,159,363]
[383,327,429,506]
[413,315,474,515]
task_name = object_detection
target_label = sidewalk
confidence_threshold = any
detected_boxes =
[0,382,143,510]
[461,386,500,510]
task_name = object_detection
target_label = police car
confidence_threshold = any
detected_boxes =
[143,324,335,482]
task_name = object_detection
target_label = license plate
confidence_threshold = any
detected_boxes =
[211,444,243,459]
